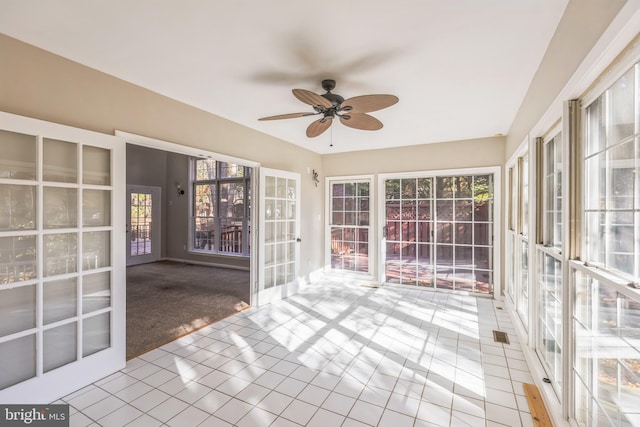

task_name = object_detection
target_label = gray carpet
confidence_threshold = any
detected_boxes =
[126,260,250,359]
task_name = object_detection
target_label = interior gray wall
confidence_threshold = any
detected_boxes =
[126,144,249,268]
[126,144,169,258]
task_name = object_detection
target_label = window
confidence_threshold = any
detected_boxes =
[191,159,251,256]
[520,154,530,237]
[516,154,530,329]
[328,179,371,274]
[543,133,563,249]
[536,131,564,395]
[573,61,640,426]
[584,64,639,279]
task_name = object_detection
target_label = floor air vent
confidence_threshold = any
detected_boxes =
[493,330,510,344]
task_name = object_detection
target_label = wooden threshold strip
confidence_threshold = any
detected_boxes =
[523,383,553,427]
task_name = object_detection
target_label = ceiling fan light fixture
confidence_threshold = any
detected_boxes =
[259,80,398,138]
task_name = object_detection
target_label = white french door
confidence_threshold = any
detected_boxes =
[256,168,300,306]
[126,185,161,266]
[0,112,125,404]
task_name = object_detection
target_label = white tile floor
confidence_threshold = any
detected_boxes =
[60,281,536,426]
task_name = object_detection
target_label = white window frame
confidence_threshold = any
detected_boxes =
[189,158,252,257]
[534,122,565,400]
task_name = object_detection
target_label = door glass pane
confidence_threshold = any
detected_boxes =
[44,233,78,277]
[287,242,295,262]
[43,138,77,183]
[43,187,77,229]
[82,146,110,186]
[265,176,275,198]
[0,334,36,389]
[83,272,111,314]
[83,190,111,227]
[0,184,36,231]
[276,243,286,263]
[44,322,77,372]
[0,130,36,180]
[0,236,37,283]
[276,178,286,198]
[44,278,77,324]
[287,179,296,199]
[83,231,110,270]
[264,266,275,289]
[83,312,110,357]
[0,285,36,336]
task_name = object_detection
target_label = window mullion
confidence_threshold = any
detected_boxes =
[563,98,580,420]
[536,137,544,245]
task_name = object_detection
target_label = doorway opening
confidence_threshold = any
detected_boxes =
[125,142,252,359]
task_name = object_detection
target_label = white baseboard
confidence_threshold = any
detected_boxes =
[162,257,250,271]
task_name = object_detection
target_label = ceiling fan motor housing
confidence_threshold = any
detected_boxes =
[321,79,344,107]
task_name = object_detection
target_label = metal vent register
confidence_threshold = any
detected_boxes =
[493,330,510,344]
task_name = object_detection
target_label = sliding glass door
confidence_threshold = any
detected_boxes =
[380,169,498,295]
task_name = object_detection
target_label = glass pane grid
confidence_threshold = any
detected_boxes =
[572,266,640,426]
[385,175,493,294]
[584,63,640,282]
[1,134,115,389]
[537,252,563,392]
[263,174,297,289]
[543,134,563,249]
[192,159,250,255]
[331,181,370,274]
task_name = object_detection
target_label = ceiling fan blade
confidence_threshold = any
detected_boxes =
[339,113,383,131]
[306,118,332,138]
[258,112,315,121]
[341,94,399,113]
[293,89,333,109]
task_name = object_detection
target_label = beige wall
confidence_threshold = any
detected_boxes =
[0,34,324,281]
[505,0,626,158]
[322,136,504,177]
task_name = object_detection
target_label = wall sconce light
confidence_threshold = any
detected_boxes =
[312,169,319,187]
[176,184,185,197]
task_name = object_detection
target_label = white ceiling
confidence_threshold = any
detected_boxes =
[0,0,568,154]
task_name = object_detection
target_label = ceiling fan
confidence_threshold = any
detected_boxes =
[259,79,399,138]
